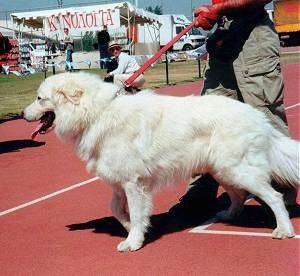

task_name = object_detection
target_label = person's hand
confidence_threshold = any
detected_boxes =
[194,5,220,30]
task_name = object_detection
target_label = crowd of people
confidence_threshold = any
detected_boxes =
[50,25,143,88]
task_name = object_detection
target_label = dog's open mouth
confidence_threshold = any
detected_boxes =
[31,111,55,139]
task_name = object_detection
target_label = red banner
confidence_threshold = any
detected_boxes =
[44,8,120,37]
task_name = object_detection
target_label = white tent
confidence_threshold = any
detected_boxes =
[10,1,160,39]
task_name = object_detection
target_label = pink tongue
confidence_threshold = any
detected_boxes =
[31,122,44,140]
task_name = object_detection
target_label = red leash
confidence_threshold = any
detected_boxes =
[124,20,197,87]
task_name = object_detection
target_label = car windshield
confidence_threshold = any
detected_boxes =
[189,28,203,35]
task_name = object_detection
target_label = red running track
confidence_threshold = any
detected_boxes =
[0,62,299,275]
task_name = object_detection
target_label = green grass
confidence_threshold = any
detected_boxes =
[0,61,204,120]
[0,73,44,120]
[0,69,101,120]
[0,51,299,120]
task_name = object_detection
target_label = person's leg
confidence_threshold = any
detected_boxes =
[99,45,105,69]
[233,18,289,136]
[170,174,220,215]
[65,49,73,71]
[65,51,69,71]
[99,56,104,69]
[173,57,241,214]
[100,44,109,69]
[234,63,289,136]
[114,74,145,93]
[113,74,128,88]
[233,21,297,203]
[69,50,73,70]
[132,74,145,89]
[235,70,297,205]
[201,56,243,100]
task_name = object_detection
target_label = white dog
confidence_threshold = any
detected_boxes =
[23,72,299,251]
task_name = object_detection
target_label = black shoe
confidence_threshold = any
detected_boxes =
[124,87,141,94]
[124,86,134,93]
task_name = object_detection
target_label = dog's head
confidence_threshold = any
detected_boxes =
[23,72,117,140]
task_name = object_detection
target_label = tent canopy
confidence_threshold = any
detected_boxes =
[11,2,160,30]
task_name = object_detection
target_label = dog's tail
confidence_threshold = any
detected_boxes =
[269,128,300,188]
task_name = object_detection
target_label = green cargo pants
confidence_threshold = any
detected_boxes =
[180,13,297,208]
[202,14,289,136]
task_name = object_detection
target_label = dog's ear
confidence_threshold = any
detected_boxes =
[57,89,84,105]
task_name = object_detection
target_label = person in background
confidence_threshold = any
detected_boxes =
[105,41,145,91]
[0,32,11,54]
[0,32,12,74]
[173,0,298,215]
[50,42,57,54]
[126,25,137,53]
[97,25,110,69]
[45,39,50,52]
[63,27,74,71]
[58,39,65,52]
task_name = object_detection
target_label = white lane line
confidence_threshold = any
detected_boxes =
[191,217,219,231]
[190,197,254,232]
[285,103,300,110]
[0,176,100,217]
[189,229,300,238]
[189,197,300,239]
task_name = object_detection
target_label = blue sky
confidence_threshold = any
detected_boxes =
[0,0,210,20]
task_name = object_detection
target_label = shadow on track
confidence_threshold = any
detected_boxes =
[0,139,45,154]
[0,113,22,124]
[66,209,219,244]
[66,192,300,248]
[66,194,230,245]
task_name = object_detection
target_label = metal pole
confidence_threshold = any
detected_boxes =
[5,11,8,28]
[165,51,169,85]
[52,61,55,75]
[197,54,201,78]
[127,6,131,55]
[43,56,47,79]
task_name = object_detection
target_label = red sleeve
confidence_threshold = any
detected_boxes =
[214,0,272,14]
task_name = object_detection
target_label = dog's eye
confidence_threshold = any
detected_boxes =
[37,96,41,100]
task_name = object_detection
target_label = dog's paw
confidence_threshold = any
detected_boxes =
[117,239,143,252]
[272,227,295,239]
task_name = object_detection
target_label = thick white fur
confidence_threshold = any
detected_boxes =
[24,72,299,251]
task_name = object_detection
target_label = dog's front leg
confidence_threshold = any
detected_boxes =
[111,185,131,232]
[117,180,152,252]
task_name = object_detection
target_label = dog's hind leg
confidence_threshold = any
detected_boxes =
[248,185,295,238]
[111,185,131,232]
[117,180,152,252]
[219,167,295,239]
[214,182,247,221]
